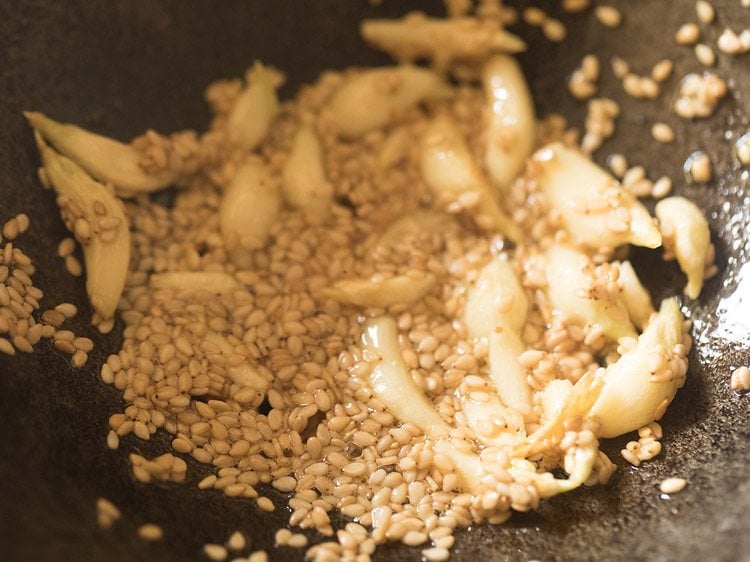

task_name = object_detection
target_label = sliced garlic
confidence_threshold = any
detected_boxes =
[534,143,662,249]
[545,243,637,341]
[26,111,175,195]
[226,61,279,152]
[219,160,282,268]
[483,54,536,192]
[421,115,521,242]
[328,66,452,139]
[655,196,711,299]
[35,133,130,320]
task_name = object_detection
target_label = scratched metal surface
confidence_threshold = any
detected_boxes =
[0,1,748,561]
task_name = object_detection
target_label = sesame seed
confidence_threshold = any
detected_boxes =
[203,543,228,561]
[287,533,308,548]
[522,7,546,26]
[256,496,275,512]
[695,43,716,66]
[717,28,744,54]
[247,552,268,562]
[595,6,622,28]
[137,524,163,541]
[562,0,591,12]
[687,151,713,183]
[651,123,675,143]
[676,23,701,45]
[57,237,75,258]
[696,1,715,23]
[542,19,567,42]
[422,547,450,561]
[659,477,687,494]
[651,59,674,83]
[651,177,673,199]
[227,531,246,551]
[64,255,83,277]
[0,338,15,356]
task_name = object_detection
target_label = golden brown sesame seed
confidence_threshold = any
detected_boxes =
[659,477,687,494]
[137,524,163,541]
[595,5,622,27]
[694,43,716,65]
[676,23,701,45]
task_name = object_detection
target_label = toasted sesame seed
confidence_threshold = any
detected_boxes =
[64,255,83,277]
[422,547,450,561]
[257,496,275,512]
[717,28,744,54]
[694,1,714,23]
[247,552,268,562]
[651,177,673,199]
[138,523,163,541]
[287,533,308,548]
[659,477,687,494]
[651,59,674,82]
[55,302,78,318]
[522,7,546,26]
[275,528,292,546]
[687,151,712,183]
[57,237,75,258]
[595,5,622,28]
[0,338,15,355]
[2,219,19,241]
[652,123,675,143]
[676,23,701,45]
[694,43,716,66]
[227,531,246,551]
[204,543,228,561]
[542,19,567,42]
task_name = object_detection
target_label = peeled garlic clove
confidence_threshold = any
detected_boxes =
[483,55,536,192]
[361,317,447,432]
[488,330,533,412]
[226,61,280,152]
[540,379,574,424]
[534,143,662,249]
[545,243,637,341]
[464,256,528,339]
[588,298,688,438]
[421,115,521,242]
[26,111,176,195]
[35,133,130,320]
[328,66,452,139]
[323,272,437,308]
[655,196,711,300]
[361,14,526,70]
[282,124,332,216]
[616,260,655,330]
[459,390,524,449]
[219,160,282,268]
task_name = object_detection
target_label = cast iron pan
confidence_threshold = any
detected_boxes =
[0,1,748,561]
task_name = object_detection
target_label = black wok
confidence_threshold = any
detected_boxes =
[0,1,748,561]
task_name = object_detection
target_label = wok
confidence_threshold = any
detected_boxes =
[0,1,748,561]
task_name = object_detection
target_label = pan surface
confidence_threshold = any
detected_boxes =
[0,1,748,561]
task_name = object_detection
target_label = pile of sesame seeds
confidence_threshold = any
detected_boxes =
[0,213,93,366]
[75,45,705,556]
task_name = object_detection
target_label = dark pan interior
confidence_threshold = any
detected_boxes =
[0,1,749,561]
